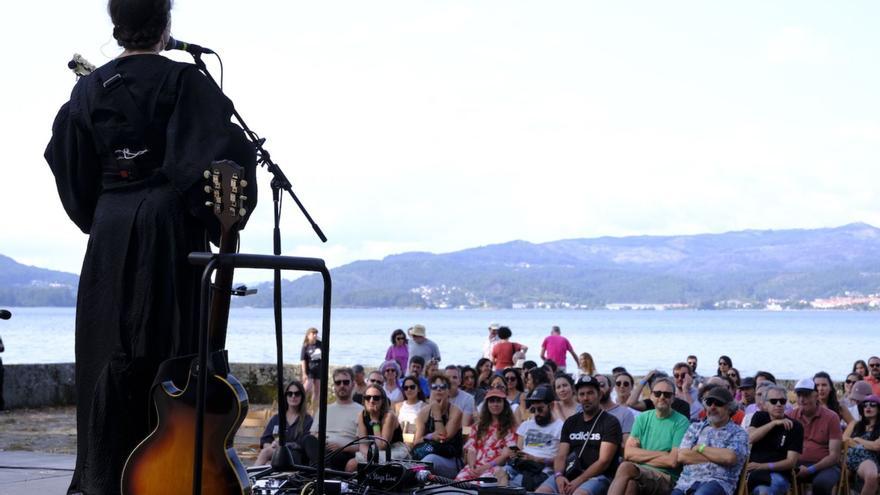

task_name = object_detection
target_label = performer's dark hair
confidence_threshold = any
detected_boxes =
[108,0,172,50]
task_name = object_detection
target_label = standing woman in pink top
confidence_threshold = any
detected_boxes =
[385,328,409,373]
[540,325,578,372]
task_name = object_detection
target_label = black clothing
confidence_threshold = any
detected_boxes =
[643,397,692,419]
[361,410,405,445]
[749,411,804,482]
[560,410,622,480]
[259,414,314,447]
[301,342,322,379]
[424,406,463,458]
[45,54,257,495]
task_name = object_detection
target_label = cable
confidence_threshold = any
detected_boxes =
[0,465,75,471]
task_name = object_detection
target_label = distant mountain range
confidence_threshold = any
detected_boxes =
[0,254,78,306]
[5,223,880,308]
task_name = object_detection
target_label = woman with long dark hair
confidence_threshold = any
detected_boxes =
[476,358,494,389]
[455,388,517,481]
[843,395,880,495]
[256,380,313,465]
[553,374,579,421]
[345,385,409,471]
[45,0,258,490]
[460,366,478,395]
[385,328,409,373]
[716,355,733,377]
[814,371,855,425]
[854,360,870,378]
[301,327,322,412]
[412,373,464,478]
[394,375,426,446]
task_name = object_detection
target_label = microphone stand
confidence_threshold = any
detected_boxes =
[187,52,330,489]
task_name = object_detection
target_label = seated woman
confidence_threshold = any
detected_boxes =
[460,365,478,396]
[577,352,596,380]
[345,385,409,471]
[456,388,517,481]
[843,395,880,495]
[380,360,404,404]
[412,373,464,478]
[814,371,855,426]
[519,367,552,422]
[502,368,524,412]
[395,375,426,446]
[552,374,580,421]
[256,380,313,466]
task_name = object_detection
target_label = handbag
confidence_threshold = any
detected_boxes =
[564,410,603,480]
[411,439,456,460]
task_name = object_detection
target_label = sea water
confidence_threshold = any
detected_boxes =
[0,307,875,380]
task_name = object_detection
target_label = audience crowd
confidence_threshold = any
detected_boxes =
[254,323,880,495]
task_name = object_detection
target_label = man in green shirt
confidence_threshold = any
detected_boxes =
[608,376,690,495]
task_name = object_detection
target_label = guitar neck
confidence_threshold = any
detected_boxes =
[207,230,238,351]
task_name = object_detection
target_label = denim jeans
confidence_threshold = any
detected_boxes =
[671,480,728,495]
[751,472,790,495]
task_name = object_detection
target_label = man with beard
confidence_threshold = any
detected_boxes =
[687,355,705,386]
[672,385,748,495]
[445,365,475,427]
[597,374,635,447]
[608,377,690,495]
[496,385,563,490]
[746,384,804,495]
[628,370,692,419]
[304,368,363,469]
[790,378,842,495]
[537,375,622,495]
[866,356,880,396]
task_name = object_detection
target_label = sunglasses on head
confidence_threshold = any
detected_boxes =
[364,394,383,402]
[703,397,726,407]
[403,384,417,391]
[334,379,351,386]
[286,390,302,398]
[616,381,631,387]
[767,398,786,405]
[652,391,673,399]
[431,383,449,391]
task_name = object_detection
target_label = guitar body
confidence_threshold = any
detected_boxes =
[121,160,253,494]
[121,353,250,494]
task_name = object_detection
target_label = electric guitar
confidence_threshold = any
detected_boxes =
[121,159,251,494]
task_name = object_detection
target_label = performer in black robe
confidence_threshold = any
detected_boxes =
[44,1,257,492]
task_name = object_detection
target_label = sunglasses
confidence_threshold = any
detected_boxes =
[370,379,384,385]
[285,390,303,398]
[487,397,505,404]
[846,379,858,385]
[616,381,632,387]
[431,384,449,391]
[528,405,547,414]
[364,394,383,402]
[403,384,418,391]
[652,391,673,399]
[395,336,406,341]
[673,373,687,379]
[869,363,880,368]
[492,384,508,391]
[864,402,878,408]
[334,379,351,386]
[703,397,726,407]
[505,376,518,382]
[767,398,786,405]
[384,368,397,374]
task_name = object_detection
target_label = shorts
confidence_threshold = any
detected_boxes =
[539,474,611,495]
[632,465,673,495]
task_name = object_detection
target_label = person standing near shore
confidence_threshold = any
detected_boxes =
[483,322,501,360]
[408,324,441,366]
[540,326,578,372]
[301,327,322,412]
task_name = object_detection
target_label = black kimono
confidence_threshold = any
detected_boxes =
[45,54,257,495]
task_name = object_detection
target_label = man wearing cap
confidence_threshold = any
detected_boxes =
[672,385,749,495]
[496,385,563,490]
[484,323,501,360]
[608,376,690,495]
[746,384,804,495]
[866,356,880,396]
[790,377,842,495]
[738,377,757,409]
[540,326,578,372]
[537,375,622,495]
[408,324,441,367]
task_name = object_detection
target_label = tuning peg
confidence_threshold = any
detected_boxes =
[203,185,212,193]
[240,180,248,188]
[203,170,211,179]
[239,208,247,217]
[205,201,213,207]
[240,195,247,201]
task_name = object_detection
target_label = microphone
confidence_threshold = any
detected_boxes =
[0,310,10,320]
[164,37,214,55]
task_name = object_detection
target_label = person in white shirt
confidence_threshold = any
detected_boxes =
[483,322,501,360]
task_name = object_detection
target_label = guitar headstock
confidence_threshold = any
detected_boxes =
[203,159,248,233]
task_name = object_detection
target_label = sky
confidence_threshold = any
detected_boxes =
[2,1,879,281]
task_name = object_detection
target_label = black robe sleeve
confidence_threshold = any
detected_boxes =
[44,81,103,234]
[162,65,258,242]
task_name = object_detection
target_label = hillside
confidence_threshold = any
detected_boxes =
[0,254,78,306]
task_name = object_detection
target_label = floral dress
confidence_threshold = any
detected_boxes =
[455,422,517,481]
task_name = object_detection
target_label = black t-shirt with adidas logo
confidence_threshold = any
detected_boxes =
[560,410,622,479]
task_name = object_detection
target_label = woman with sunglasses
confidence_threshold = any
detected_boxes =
[345,385,409,471]
[813,371,855,427]
[613,371,635,408]
[385,329,409,373]
[716,355,733,377]
[843,373,864,408]
[413,374,464,478]
[456,388,518,481]
[842,395,880,495]
[301,327,322,413]
[380,360,404,404]
[727,367,742,401]
[503,368,524,411]
[256,380,313,465]
[395,375,426,446]
[552,374,580,421]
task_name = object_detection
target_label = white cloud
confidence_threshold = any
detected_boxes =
[767,27,830,64]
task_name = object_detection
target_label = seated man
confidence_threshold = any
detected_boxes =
[673,386,749,495]
[697,377,746,426]
[597,374,634,447]
[303,367,364,470]
[537,375,622,495]
[790,378,842,495]
[746,384,803,495]
[408,356,431,398]
[628,370,692,419]
[738,377,757,409]
[741,381,773,427]
[445,365,475,428]
[608,376,690,495]
[497,385,563,490]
